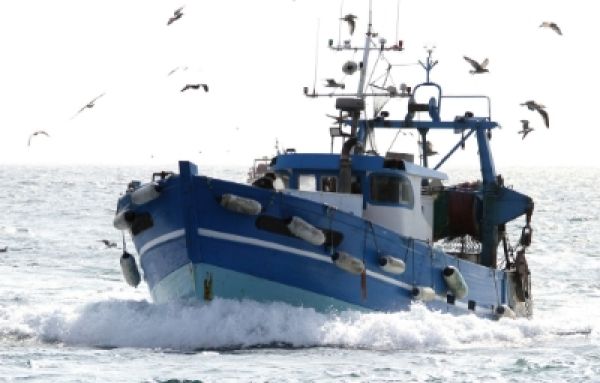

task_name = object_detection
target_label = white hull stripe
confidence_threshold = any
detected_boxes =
[139,229,185,256]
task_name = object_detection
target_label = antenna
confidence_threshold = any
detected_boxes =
[312,18,321,93]
[338,0,344,46]
[395,0,401,43]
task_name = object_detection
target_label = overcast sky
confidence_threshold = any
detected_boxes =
[0,0,594,169]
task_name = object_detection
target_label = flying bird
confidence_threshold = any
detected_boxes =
[167,6,184,25]
[540,21,562,35]
[181,83,209,92]
[324,78,345,89]
[27,130,50,146]
[340,14,358,35]
[167,66,188,76]
[71,93,105,119]
[99,239,117,248]
[520,100,549,128]
[463,56,489,74]
[518,120,534,140]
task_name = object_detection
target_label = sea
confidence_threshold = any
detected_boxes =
[1,164,599,382]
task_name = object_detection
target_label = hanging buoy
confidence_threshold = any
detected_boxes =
[120,251,141,287]
[287,216,325,246]
[113,210,136,230]
[443,266,469,299]
[378,255,406,274]
[495,305,516,319]
[220,193,262,215]
[131,182,161,205]
[412,286,436,302]
[331,251,365,274]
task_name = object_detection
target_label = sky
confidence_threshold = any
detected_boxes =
[0,0,596,169]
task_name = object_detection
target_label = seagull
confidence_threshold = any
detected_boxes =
[27,130,50,146]
[167,66,188,76]
[71,93,105,119]
[167,6,184,25]
[99,239,117,248]
[463,56,489,74]
[340,14,358,35]
[518,120,534,140]
[520,100,549,128]
[0,246,7,252]
[324,78,345,89]
[540,21,562,35]
[181,83,209,92]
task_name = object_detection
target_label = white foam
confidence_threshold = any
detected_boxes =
[2,299,595,351]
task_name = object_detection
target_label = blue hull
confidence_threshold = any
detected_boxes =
[118,162,516,319]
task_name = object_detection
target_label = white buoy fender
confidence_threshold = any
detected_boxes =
[131,182,161,205]
[287,216,325,246]
[331,251,365,274]
[443,266,469,299]
[120,252,141,287]
[220,194,262,215]
[378,255,406,274]
[113,210,136,230]
[495,305,516,319]
[412,286,436,302]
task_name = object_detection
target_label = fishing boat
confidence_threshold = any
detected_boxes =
[113,13,534,319]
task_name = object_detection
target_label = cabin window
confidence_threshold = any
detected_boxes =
[321,176,337,192]
[369,174,413,205]
[275,172,289,190]
[299,174,316,191]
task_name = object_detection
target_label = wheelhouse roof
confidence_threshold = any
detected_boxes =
[272,153,448,181]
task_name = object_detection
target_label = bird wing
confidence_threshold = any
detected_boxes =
[551,24,562,35]
[480,58,489,69]
[201,84,209,92]
[537,108,549,128]
[181,84,190,92]
[520,120,529,129]
[325,79,335,86]
[463,56,479,70]
[174,6,184,15]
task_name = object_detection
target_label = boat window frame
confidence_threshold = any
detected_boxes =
[368,171,414,208]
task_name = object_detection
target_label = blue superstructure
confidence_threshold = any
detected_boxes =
[114,18,534,319]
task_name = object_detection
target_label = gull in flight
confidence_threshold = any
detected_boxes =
[540,21,562,35]
[71,93,105,119]
[181,83,209,92]
[340,14,358,35]
[167,6,185,25]
[99,239,117,248]
[518,120,534,140]
[418,141,438,156]
[27,130,50,146]
[167,66,188,76]
[463,56,489,74]
[324,78,345,89]
[520,100,549,128]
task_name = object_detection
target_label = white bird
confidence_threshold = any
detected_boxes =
[181,83,209,92]
[463,56,489,74]
[418,140,438,156]
[99,239,117,248]
[518,120,534,140]
[167,6,185,25]
[340,14,358,35]
[540,21,562,35]
[72,93,105,119]
[27,130,50,146]
[520,100,549,128]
